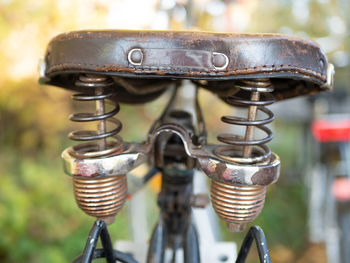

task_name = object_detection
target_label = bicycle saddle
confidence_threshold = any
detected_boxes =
[40,30,333,102]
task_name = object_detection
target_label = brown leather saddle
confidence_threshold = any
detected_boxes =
[40,30,333,103]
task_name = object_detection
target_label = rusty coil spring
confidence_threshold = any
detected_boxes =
[68,74,126,223]
[211,79,274,232]
[211,180,266,232]
[215,79,275,164]
[69,74,123,158]
[73,175,127,221]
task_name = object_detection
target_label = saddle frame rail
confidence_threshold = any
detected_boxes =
[73,220,138,263]
[235,226,271,263]
[74,221,271,263]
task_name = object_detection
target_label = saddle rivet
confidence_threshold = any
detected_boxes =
[213,52,229,70]
[128,48,143,66]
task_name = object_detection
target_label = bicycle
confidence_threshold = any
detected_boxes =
[307,91,350,263]
[39,30,334,262]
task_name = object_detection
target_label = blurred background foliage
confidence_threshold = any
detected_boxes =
[0,0,349,262]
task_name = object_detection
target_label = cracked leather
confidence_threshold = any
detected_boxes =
[41,30,330,102]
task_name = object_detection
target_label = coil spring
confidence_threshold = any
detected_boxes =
[215,79,275,164]
[211,79,275,232]
[69,74,126,223]
[69,74,123,158]
[211,180,266,232]
[73,175,127,223]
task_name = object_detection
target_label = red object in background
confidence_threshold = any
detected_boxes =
[332,177,350,202]
[312,119,350,142]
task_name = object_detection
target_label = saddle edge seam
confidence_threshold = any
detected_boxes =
[46,62,326,82]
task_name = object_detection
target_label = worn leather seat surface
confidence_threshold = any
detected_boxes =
[41,30,331,102]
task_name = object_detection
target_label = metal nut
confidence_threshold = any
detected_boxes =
[191,193,209,208]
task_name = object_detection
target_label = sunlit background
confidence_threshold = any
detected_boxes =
[1,0,349,262]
